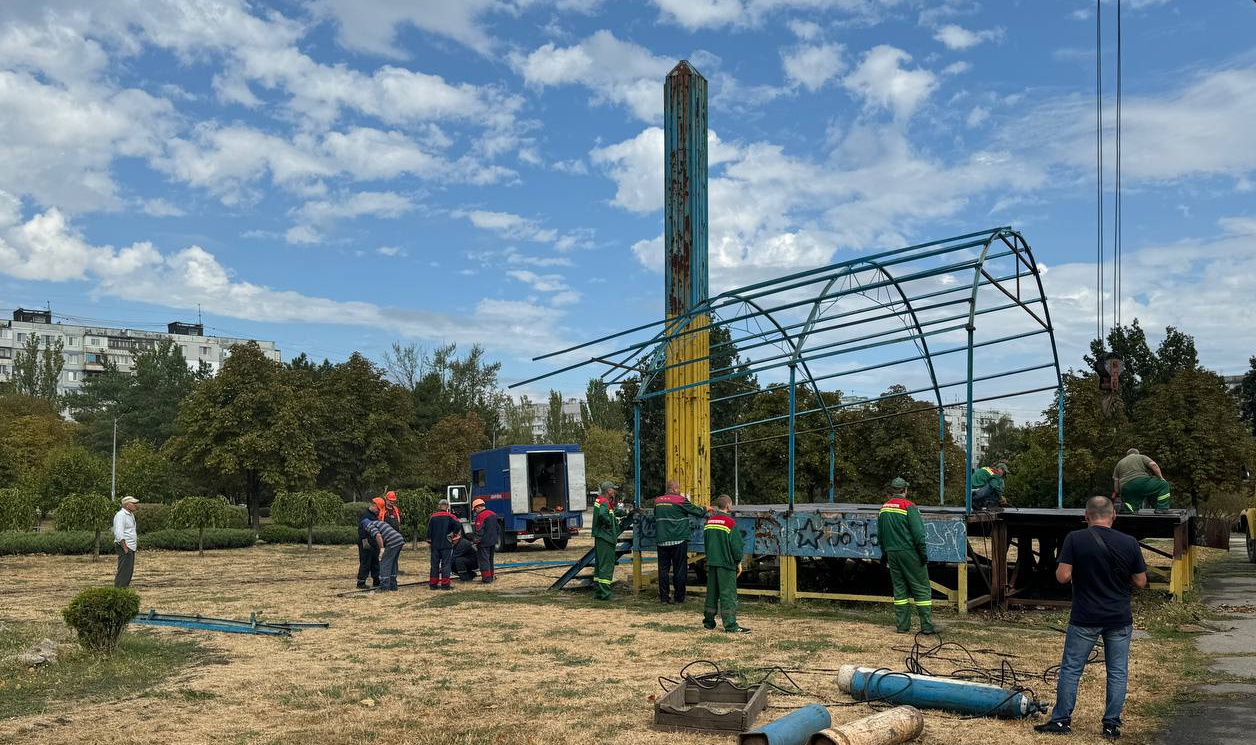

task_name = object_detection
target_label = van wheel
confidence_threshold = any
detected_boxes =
[543,537,569,551]
[497,527,516,553]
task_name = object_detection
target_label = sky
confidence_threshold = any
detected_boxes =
[1,0,1254,424]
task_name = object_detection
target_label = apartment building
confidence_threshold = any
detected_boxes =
[0,308,280,397]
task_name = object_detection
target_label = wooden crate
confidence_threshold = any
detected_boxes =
[653,680,768,733]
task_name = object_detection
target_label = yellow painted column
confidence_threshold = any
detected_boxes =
[957,563,968,616]
[632,551,643,594]
[665,315,711,507]
[779,555,797,604]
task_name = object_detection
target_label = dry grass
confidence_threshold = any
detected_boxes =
[0,538,1212,745]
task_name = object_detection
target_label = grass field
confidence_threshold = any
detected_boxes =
[0,537,1220,745]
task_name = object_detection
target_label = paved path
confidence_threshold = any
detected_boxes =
[1155,536,1256,745]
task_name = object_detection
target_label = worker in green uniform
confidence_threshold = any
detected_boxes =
[653,479,709,604]
[592,481,627,601]
[703,494,750,634]
[1112,448,1172,513]
[970,461,1008,511]
[877,477,938,634]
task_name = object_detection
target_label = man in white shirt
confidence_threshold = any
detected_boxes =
[113,496,139,588]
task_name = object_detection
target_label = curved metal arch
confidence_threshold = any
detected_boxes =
[638,293,838,435]
[790,259,946,414]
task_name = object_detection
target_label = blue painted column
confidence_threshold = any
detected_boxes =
[964,327,975,514]
[938,409,947,505]
[633,402,642,508]
[787,364,797,508]
[827,430,835,503]
[1056,386,1065,509]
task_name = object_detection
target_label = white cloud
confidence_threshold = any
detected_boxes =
[782,43,846,91]
[510,30,672,122]
[376,245,407,257]
[287,191,415,244]
[0,193,570,355]
[933,24,1004,51]
[507,269,582,306]
[139,198,185,217]
[966,106,990,127]
[312,0,499,57]
[787,19,824,41]
[650,0,909,30]
[843,45,937,121]
[462,210,558,243]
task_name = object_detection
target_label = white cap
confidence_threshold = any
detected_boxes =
[120,496,140,505]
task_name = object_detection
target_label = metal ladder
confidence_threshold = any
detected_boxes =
[549,527,634,590]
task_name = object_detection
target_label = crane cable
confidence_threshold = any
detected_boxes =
[1095,0,1104,343]
[1114,0,1123,330]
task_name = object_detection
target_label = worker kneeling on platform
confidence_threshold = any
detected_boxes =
[878,478,937,635]
[592,482,627,600]
[971,461,1008,512]
[703,495,749,634]
[1112,448,1172,513]
[1036,496,1147,740]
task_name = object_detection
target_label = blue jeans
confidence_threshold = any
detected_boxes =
[380,545,401,590]
[1050,624,1132,726]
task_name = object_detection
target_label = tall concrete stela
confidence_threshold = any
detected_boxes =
[663,61,711,507]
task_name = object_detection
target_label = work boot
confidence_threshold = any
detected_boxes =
[703,614,717,630]
[1101,723,1121,740]
[1034,721,1071,735]
[918,608,940,635]
[355,582,367,590]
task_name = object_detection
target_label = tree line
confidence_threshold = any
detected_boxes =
[2,319,1254,528]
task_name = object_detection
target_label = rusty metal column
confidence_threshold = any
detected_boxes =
[664,61,711,508]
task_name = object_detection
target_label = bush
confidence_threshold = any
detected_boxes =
[0,487,39,531]
[169,496,238,556]
[141,528,256,551]
[341,501,372,525]
[0,529,257,555]
[54,493,115,532]
[62,587,140,654]
[134,504,170,534]
[394,487,438,544]
[258,524,358,545]
[221,505,250,529]
[271,490,344,528]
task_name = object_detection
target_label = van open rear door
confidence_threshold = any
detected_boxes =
[566,452,587,512]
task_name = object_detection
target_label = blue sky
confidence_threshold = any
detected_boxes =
[1,0,1254,422]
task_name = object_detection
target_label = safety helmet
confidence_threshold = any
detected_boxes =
[385,491,397,501]
[471,498,485,510]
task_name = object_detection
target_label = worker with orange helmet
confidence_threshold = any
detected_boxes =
[471,498,499,583]
[383,491,403,575]
[354,498,384,589]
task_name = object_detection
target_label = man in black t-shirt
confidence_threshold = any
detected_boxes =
[1036,496,1148,741]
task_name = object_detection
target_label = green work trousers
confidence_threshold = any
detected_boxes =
[704,567,738,631]
[1120,476,1172,511]
[593,539,616,600]
[887,549,934,633]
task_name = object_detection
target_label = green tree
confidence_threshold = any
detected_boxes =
[1238,356,1256,438]
[543,390,581,443]
[582,425,628,492]
[0,394,73,488]
[12,332,64,404]
[408,343,506,439]
[981,415,1026,467]
[68,340,201,454]
[313,353,417,499]
[55,492,116,559]
[36,445,110,512]
[116,440,179,503]
[417,413,488,490]
[579,379,622,431]
[166,343,319,529]
[270,490,344,549]
[499,395,537,446]
[1087,320,1200,412]
[1134,368,1256,506]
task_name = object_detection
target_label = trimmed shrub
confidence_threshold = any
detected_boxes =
[62,587,140,654]
[394,488,438,546]
[221,505,250,529]
[0,487,39,532]
[134,503,171,534]
[54,492,117,561]
[258,524,358,545]
[0,529,257,555]
[341,501,371,525]
[168,496,235,556]
[270,490,345,549]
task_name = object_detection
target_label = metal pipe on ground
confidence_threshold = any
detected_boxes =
[808,706,924,745]
[837,665,1045,719]
[738,704,832,745]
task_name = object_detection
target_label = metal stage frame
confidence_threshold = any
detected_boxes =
[514,61,1209,611]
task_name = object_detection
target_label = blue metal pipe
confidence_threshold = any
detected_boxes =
[633,403,642,508]
[787,364,797,508]
[838,666,1046,719]
[938,409,946,506]
[828,431,835,504]
[1056,386,1065,509]
[738,704,831,745]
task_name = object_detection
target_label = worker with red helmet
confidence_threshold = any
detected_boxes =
[383,491,403,574]
[471,498,499,583]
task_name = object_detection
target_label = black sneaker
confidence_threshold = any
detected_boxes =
[724,626,752,634]
[1034,721,1071,735]
[703,621,717,630]
[1101,724,1120,740]
[355,583,367,590]
[660,598,672,605]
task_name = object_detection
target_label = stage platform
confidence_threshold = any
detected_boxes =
[627,504,1227,612]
